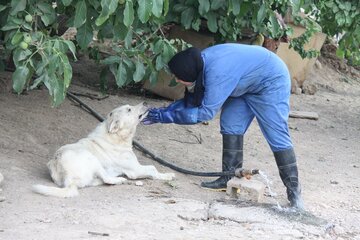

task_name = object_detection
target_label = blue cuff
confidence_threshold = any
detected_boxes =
[160,107,199,124]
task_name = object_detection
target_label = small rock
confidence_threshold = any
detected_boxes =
[302,83,317,95]
[180,226,184,230]
[165,199,176,204]
[294,87,302,95]
[330,180,339,185]
[226,178,266,203]
[0,196,5,202]
[315,60,322,69]
[39,218,52,223]
[135,181,143,186]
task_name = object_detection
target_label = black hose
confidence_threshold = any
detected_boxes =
[66,92,235,177]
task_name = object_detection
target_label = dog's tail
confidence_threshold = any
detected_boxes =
[32,184,78,198]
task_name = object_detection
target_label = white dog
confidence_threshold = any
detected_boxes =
[33,102,175,197]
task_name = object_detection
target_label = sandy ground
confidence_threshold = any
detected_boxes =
[0,58,359,240]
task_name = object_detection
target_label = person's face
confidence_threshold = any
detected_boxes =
[175,77,193,86]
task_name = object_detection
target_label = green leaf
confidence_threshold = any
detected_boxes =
[30,75,44,90]
[59,53,72,88]
[64,40,77,60]
[192,18,201,31]
[74,0,87,28]
[133,60,145,82]
[62,0,72,6]
[40,12,57,26]
[123,58,135,72]
[268,14,281,38]
[152,0,163,18]
[181,7,195,29]
[292,0,301,13]
[13,48,31,63]
[35,53,48,75]
[76,21,93,49]
[161,42,175,63]
[10,0,26,15]
[124,30,133,49]
[101,55,121,65]
[95,0,118,26]
[227,0,242,16]
[257,4,266,24]
[124,0,134,27]
[163,0,169,15]
[153,38,164,54]
[155,54,163,70]
[199,0,210,15]
[88,0,100,9]
[0,5,7,12]
[116,60,128,87]
[1,22,19,31]
[11,32,23,45]
[206,12,218,33]
[37,2,53,14]
[53,81,65,107]
[22,22,32,31]
[211,0,224,10]
[137,0,152,23]
[231,0,240,15]
[149,71,158,85]
[12,65,29,93]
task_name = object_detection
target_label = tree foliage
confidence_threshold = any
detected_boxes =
[0,0,358,106]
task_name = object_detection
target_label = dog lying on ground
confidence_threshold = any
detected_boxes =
[33,102,175,197]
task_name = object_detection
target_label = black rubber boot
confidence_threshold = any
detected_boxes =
[200,134,243,190]
[274,148,304,210]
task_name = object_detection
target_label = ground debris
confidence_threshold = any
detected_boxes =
[88,231,110,237]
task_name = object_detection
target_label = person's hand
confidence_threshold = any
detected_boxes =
[141,108,162,125]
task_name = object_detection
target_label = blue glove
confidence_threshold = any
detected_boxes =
[144,107,199,125]
[141,99,186,125]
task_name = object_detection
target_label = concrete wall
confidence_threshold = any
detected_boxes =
[277,24,326,93]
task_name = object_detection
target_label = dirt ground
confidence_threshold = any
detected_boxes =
[0,55,359,240]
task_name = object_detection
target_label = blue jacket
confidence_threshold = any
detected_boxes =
[159,43,289,124]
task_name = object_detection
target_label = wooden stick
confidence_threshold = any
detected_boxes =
[289,111,319,120]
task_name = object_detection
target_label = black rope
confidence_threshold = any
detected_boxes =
[66,92,235,177]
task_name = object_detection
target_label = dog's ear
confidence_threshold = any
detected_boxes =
[108,119,124,134]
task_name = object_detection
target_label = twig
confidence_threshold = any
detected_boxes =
[191,133,202,144]
[169,138,200,144]
[88,231,110,237]
[169,131,202,144]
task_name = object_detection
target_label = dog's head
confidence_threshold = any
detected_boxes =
[106,102,148,136]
